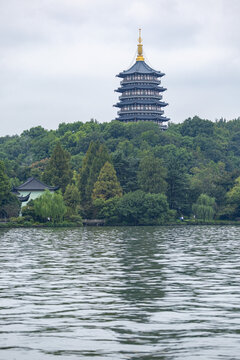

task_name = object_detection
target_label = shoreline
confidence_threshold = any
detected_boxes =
[1,220,240,229]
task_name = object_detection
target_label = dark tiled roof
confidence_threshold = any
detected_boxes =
[117,114,170,122]
[115,84,167,92]
[15,177,58,191]
[18,193,31,202]
[117,61,164,78]
[115,99,168,107]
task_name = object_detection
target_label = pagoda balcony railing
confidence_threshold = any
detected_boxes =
[120,79,160,85]
[119,94,162,100]
[117,109,164,115]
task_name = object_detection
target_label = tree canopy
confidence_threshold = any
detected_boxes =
[2,116,240,223]
[92,161,122,201]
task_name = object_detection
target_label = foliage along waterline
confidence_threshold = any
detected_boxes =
[1,116,240,225]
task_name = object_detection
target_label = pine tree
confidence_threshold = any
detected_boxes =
[0,161,20,218]
[64,184,81,215]
[78,141,111,207]
[137,155,167,194]
[78,141,100,203]
[85,144,111,201]
[92,161,122,201]
[43,142,72,192]
[0,161,10,204]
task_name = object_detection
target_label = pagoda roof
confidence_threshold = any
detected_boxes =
[116,84,167,93]
[117,61,164,78]
[14,177,58,191]
[115,99,168,107]
[117,114,170,122]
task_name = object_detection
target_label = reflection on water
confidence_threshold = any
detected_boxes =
[1,226,240,359]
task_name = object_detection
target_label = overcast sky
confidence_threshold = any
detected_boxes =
[1,0,240,136]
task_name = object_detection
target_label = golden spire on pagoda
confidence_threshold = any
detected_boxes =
[136,28,144,61]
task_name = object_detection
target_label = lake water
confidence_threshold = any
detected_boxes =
[1,226,240,359]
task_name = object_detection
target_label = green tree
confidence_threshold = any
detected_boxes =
[78,141,111,214]
[64,184,81,215]
[224,177,240,218]
[34,190,66,223]
[117,190,174,225]
[78,141,99,203]
[92,161,122,201]
[112,150,139,193]
[0,160,11,203]
[0,161,20,218]
[190,161,231,207]
[85,143,111,200]
[180,116,214,137]
[93,197,120,224]
[226,177,240,203]
[137,155,167,194]
[42,142,72,192]
[161,145,191,214]
[192,194,216,220]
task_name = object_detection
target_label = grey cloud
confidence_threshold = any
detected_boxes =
[0,0,240,136]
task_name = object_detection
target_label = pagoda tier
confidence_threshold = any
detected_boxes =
[114,30,169,128]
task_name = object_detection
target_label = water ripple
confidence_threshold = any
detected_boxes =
[1,226,240,359]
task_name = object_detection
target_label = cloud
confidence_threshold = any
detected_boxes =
[0,0,240,136]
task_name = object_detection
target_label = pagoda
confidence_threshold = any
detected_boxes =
[114,29,169,129]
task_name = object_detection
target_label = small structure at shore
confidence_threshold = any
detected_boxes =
[13,177,58,207]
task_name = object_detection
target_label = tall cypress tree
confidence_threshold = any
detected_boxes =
[78,141,100,204]
[0,161,20,218]
[137,155,167,194]
[43,142,72,192]
[0,161,10,204]
[92,161,122,200]
[78,141,111,214]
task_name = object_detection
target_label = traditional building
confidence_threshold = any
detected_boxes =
[13,177,58,207]
[114,29,169,129]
